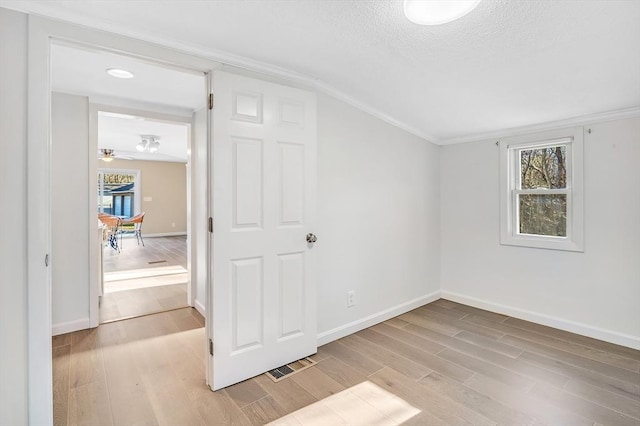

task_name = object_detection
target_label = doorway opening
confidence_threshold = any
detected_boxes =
[50,41,208,329]
[95,114,191,323]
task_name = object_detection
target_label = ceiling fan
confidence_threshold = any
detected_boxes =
[98,148,133,162]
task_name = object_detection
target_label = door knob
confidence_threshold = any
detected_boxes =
[306,233,317,243]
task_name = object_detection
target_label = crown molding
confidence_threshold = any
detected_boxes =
[438,106,640,146]
[1,1,436,144]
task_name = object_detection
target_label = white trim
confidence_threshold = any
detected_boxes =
[27,15,54,426]
[0,1,436,144]
[440,107,640,145]
[26,15,219,425]
[194,299,206,317]
[316,291,441,347]
[441,291,640,350]
[499,126,584,252]
[52,318,91,336]
[89,94,195,118]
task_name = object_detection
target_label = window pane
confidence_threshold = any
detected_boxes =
[520,146,566,189]
[519,194,566,237]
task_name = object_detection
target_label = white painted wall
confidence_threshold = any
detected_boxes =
[316,93,441,343]
[0,8,28,426]
[51,92,90,330]
[441,117,640,348]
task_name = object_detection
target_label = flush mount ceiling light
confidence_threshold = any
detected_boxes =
[136,135,160,153]
[404,0,482,25]
[106,68,134,79]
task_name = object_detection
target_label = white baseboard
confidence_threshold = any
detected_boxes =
[194,299,206,317]
[52,318,92,336]
[316,290,441,347]
[144,232,187,238]
[441,291,640,350]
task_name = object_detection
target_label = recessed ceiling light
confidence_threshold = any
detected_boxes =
[404,0,482,25]
[106,68,134,79]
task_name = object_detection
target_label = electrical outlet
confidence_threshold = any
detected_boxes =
[347,290,355,307]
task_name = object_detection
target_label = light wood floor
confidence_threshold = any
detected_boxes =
[100,236,188,323]
[53,300,640,426]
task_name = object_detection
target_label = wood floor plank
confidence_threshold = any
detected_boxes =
[314,356,368,388]
[419,303,469,320]
[501,334,640,385]
[439,301,509,323]
[465,373,595,426]
[412,307,506,340]
[339,334,432,381]
[401,323,569,387]
[518,350,640,400]
[454,329,524,358]
[503,317,640,361]
[529,381,639,426]
[190,385,252,426]
[356,328,474,382]
[398,311,462,336]
[52,345,70,426]
[225,378,269,408]
[370,322,446,354]
[68,380,114,426]
[254,374,318,413]
[242,395,289,426]
[53,304,639,426]
[437,348,535,391]
[320,387,397,426]
[421,372,535,425]
[464,314,640,372]
[290,363,346,400]
[563,378,640,420]
[384,317,409,328]
[319,340,384,377]
[68,329,103,389]
[369,367,485,426]
[52,333,72,348]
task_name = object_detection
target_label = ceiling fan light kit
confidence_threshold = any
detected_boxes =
[404,0,482,25]
[136,135,160,153]
[101,148,115,162]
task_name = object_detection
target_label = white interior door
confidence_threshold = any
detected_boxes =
[209,71,317,390]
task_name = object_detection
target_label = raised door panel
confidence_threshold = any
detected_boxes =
[232,137,263,230]
[231,257,264,353]
[278,252,305,340]
[278,142,305,227]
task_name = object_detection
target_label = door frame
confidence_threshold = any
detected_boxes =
[89,103,195,327]
[28,15,220,425]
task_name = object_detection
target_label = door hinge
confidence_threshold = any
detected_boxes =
[208,217,213,233]
[208,93,214,110]
[209,339,214,356]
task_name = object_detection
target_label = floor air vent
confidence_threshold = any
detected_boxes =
[265,357,317,382]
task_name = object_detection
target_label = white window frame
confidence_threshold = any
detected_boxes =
[499,127,584,252]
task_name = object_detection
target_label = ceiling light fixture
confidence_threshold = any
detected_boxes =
[106,68,135,79]
[101,149,115,162]
[136,135,160,153]
[404,0,482,25]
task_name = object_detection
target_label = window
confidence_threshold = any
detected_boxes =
[500,127,584,251]
[98,169,140,218]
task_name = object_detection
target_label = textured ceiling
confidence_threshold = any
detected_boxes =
[3,0,640,143]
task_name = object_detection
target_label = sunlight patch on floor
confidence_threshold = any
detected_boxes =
[104,265,188,293]
[104,265,188,282]
[268,381,420,426]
